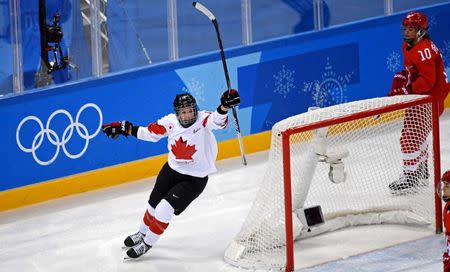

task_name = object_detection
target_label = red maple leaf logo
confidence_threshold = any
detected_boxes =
[171,137,197,160]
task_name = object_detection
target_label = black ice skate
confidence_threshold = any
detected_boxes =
[124,231,145,247]
[389,163,429,195]
[125,241,151,260]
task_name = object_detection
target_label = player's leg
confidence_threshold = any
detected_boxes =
[124,162,175,248]
[389,105,431,194]
[125,198,174,259]
[141,176,208,247]
[126,169,207,258]
[148,162,178,209]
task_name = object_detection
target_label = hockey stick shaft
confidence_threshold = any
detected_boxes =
[193,2,247,165]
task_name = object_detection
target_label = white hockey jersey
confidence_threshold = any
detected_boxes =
[136,110,228,178]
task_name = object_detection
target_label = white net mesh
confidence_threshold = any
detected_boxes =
[224,95,438,270]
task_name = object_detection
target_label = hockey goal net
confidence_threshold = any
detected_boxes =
[224,95,442,271]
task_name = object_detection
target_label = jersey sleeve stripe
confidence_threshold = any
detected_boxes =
[147,123,167,135]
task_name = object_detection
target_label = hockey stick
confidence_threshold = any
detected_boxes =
[193,2,247,166]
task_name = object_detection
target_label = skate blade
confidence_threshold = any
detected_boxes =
[390,185,427,196]
[390,179,429,196]
[123,253,148,261]
[123,254,139,261]
[391,189,417,196]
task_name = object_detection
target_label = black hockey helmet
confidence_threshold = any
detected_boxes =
[173,93,198,128]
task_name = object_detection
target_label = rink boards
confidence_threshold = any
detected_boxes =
[1,3,450,211]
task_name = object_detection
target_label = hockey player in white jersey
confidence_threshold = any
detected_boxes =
[102,90,240,259]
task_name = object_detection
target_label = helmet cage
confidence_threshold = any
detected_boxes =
[173,93,199,128]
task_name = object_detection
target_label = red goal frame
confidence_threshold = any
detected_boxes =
[281,96,442,272]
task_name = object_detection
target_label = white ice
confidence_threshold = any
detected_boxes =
[0,110,449,272]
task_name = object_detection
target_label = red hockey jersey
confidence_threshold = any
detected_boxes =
[403,38,449,114]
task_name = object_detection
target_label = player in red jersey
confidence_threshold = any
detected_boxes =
[102,90,240,259]
[388,11,449,194]
[439,170,450,272]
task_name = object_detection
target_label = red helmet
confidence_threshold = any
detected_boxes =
[444,170,450,183]
[439,170,450,202]
[402,12,428,30]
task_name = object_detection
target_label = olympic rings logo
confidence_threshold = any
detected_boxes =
[16,103,103,166]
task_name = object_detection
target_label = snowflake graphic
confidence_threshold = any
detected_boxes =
[182,78,206,103]
[386,51,402,73]
[273,65,296,98]
[428,15,436,30]
[441,40,450,67]
[302,58,353,108]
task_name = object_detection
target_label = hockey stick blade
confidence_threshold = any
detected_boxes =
[192,2,215,21]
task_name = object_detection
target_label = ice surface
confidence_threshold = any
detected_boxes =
[0,110,449,272]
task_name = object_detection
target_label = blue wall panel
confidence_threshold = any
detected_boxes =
[1,3,450,191]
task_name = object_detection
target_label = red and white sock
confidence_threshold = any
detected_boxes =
[139,204,155,235]
[143,199,174,246]
[401,141,428,173]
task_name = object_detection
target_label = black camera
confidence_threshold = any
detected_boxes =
[36,0,71,85]
[46,13,63,43]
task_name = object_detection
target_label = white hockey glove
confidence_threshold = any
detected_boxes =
[318,150,349,184]
[329,160,346,184]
